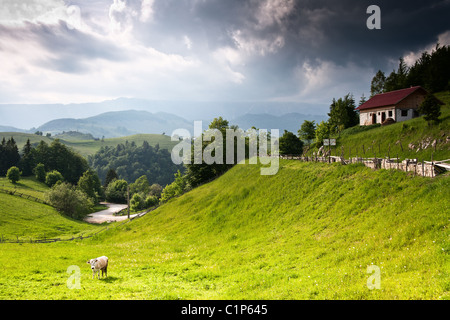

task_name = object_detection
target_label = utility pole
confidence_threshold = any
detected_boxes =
[127,185,130,219]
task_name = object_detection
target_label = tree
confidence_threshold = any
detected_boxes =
[0,137,20,176]
[77,170,102,203]
[130,193,145,211]
[130,175,150,196]
[418,94,442,125]
[328,94,358,134]
[6,166,21,184]
[298,120,316,143]
[160,170,188,203]
[45,182,94,219]
[145,195,159,207]
[279,130,304,155]
[34,163,46,182]
[359,93,367,106]
[45,170,64,187]
[185,118,234,188]
[315,121,331,145]
[149,183,163,198]
[104,168,118,187]
[105,179,128,203]
[370,70,386,97]
[19,139,34,176]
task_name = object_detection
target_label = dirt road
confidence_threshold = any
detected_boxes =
[84,203,139,224]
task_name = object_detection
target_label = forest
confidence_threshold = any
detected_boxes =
[88,140,182,188]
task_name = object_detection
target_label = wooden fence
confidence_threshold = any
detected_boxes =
[279,155,449,178]
[0,188,48,205]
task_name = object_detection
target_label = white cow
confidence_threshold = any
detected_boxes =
[86,256,108,279]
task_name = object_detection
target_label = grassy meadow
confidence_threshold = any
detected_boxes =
[0,177,106,241]
[0,160,448,299]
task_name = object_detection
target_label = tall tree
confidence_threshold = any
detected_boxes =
[104,168,119,187]
[370,70,386,97]
[328,94,358,134]
[19,139,34,176]
[77,170,102,203]
[298,120,316,143]
[418,94,442,125]
[279,130,303,155]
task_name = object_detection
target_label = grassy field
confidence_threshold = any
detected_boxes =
[0,133,177,157]
[0,160,448,299]
[307,91,450,161]
[0,177,107,241]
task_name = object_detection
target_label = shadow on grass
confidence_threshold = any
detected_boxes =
[100,276,120,283]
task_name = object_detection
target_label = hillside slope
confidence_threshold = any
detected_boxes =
[0,160,448,299]
[308,91,450,161]
[0,177,104,240]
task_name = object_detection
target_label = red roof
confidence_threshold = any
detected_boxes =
[357,86,427,111]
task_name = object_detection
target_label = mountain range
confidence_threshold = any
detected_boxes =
[0,109,327,138]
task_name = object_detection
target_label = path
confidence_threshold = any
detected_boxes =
[84,202,139,224]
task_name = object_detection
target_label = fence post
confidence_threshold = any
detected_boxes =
[431,152,434,178]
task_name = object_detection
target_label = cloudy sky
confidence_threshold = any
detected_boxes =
[0,0,449,109]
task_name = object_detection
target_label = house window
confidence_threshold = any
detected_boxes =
[388,110,393,117]
[401,109,408,117]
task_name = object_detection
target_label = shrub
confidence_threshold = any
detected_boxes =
[45,182,94,219]
[130,193,145,211]
[34,163,46,182]
[6,166,21,184]
[145,195,159,208]
[45,170,64,187]
[105,179,128,203]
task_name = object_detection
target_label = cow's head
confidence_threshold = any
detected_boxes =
[86,258,98,270]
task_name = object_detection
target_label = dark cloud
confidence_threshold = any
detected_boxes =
[0,0,449,104]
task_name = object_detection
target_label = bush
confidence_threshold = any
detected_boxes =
[45,182,94,219]
[105,179,128,203]
[34,163,46,182]
[6,166,21,184]
[45,170,64,187]
[130,193,145,211]
[145,195,159,208]
[160,171,188,203]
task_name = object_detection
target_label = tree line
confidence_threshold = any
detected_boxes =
[370,44,450,97]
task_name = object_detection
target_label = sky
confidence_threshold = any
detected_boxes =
[0,0,449,123]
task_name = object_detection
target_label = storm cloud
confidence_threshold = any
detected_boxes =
[0,0,449,106]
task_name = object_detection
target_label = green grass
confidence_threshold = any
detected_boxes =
[0,176,49,201]
[0,177,107,241]
[0,160,448,299]
[0,133,177,157]
[308,91,450,161]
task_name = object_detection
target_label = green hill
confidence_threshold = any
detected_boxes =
[0,132,177,157]
[0,177,104,241]
[307,91,450,161]
[0,160,448,299]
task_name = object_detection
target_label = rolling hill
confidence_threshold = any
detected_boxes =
[35,110,194,138]
[0,160,448,299]
[0,177,104,240]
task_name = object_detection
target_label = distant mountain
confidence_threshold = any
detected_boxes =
[0,125,27,133]
[0,98,329,130]
[231,113,328,133]
[36,110,194,138]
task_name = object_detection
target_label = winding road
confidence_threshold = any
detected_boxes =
[84,202,139,224]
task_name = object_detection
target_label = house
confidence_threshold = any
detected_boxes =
[356,86,440,126]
